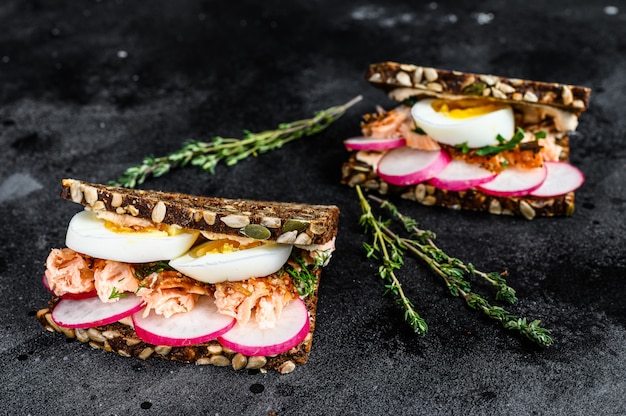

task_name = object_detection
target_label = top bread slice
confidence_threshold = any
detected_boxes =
[61,178,339,246]
[365,61,591,113]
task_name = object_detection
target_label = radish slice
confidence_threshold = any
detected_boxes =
[376,147,451,186]
[428,159,497,191]
[477,166,547,197]
[530,162,584,197]
[51,294,145,328]
[344,136,406,151]
[42,274,98,300]
[132,296,236,347]
[218,298,310,357]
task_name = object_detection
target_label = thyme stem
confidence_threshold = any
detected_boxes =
[357,186,428,334]
[359,190,553,347]
[111,95,363,188]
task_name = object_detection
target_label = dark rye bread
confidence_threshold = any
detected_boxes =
[37,268,322,374]
[366,61,591,112]
[61,178,339,246]
[340,62,593,219]
[341,153,574,219]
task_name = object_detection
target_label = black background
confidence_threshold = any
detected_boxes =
[1,1,625,415]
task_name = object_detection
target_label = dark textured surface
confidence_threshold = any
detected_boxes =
[1,1,625,415]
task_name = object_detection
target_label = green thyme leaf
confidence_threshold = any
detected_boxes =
[109,287,127,299]
[110,96,363,188]
[360,190,553,347]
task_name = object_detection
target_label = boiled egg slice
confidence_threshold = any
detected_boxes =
[169,239,293,284]
[65,210,199,263]
[411,98,515,148]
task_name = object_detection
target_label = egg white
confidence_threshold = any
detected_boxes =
[411,98,515,148]
[65,210,200,263]
[169,240,293,284]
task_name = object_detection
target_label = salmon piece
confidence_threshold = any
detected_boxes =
[399,123,441,150]
[138,270,212,318]
[44,248,95,296]
[214,274,298,329]
[361,107,406,139]
[93,259,140,303]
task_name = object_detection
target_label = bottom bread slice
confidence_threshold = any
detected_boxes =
[36,269,321,374]
[341,154,575,219]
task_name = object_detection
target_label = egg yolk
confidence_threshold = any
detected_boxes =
[431,99,508,119]
[190,239,263,258]
[104,221,176,237]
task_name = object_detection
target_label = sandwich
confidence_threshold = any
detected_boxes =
[37,178,339,373]
[341,61,592,219]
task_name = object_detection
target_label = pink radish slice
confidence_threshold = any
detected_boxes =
[376,147,451,186]
[51,294,145,329]
[477,166,547,197]
[42,274,97,300]
[132,296,236,347]
[344,136,406,151]
[218,297,310,357]
[428,159,497,191]
[530,162,584,197]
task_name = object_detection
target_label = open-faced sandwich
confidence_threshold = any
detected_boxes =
[37,179,339,373]
[341,61,591,219]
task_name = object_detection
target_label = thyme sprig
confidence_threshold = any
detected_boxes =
[357,187,553,347]
[357,186,428,334]
[285,252,319,298]
[111,96,363,188]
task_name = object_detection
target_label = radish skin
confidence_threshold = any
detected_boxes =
[376,147,451,186]
[344,136,406,151]
[218,298,310,357]
[132,296,236,347]
[530,162,584,197]
[428,159,497,191]
[477,166,547,197]
[51,294,145,328]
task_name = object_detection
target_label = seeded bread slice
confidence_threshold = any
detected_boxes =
[341,153,574,219]
[37,268,322,374]
[366,61,591,112]
[61,178,339,246]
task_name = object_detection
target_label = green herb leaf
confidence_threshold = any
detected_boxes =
[284,252,318,297]
[109,287,127,299]
[359,189,553,347]
[110,96,363,188]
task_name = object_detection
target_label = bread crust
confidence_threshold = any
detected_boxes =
[37,267,322,373]
[61,178,339,246]
[366,61,591,112]
[341,153,575,219]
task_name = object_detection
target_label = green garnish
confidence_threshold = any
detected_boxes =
[413,125,427,135]
[356,186,553,347]
[110,96,363,188]
[134,261,175,279]
[474,127,546,156]
[455,141,471,154]
[109,287,127,299]
[284,252,319,297]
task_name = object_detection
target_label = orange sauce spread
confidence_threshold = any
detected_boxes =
[431,99,508,119]
[190,239,263,258]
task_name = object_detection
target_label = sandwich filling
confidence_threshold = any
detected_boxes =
[44,209,334,331]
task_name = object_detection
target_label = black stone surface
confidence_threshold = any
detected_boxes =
[1,1,625,415]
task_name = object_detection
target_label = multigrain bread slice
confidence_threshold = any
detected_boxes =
[365,61,591,111]
[61,178,339,245]
[36,269,321,374]
[341,62,591,219]
[38,179,339,373]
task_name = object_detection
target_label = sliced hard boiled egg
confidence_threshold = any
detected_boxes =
[65,210,199,263]
[411,98,515,148]
[169,239,293,284]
